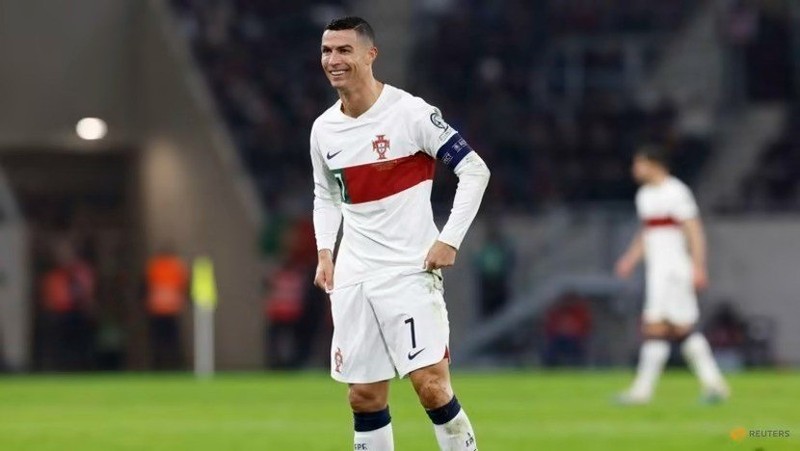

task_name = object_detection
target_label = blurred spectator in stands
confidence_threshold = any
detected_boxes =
[473,221,514,319]
[745,0,793,102]
[264,217,325,368]
[736,106,800,211]
[290,217,329,368]
[39,240,96,371]
[744,315,776,367]
[704,301,747,371]
[542,292,592,367]
[264,261,305,369]
[720,0,758,106]
[145,246,188,370]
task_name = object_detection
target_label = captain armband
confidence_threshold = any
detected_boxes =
[435,133,474,170]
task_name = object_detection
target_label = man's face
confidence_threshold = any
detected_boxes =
[321,29,376,90]
[631,155,654,184]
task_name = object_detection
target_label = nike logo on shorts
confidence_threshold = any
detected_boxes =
[407,348,426,360]
[326,149,343,160]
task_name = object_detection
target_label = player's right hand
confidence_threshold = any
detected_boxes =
[614,256,635,279]
[693,264,709,291]
[314,249,335,293]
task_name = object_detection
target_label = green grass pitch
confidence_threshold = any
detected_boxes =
[1,370,798,450]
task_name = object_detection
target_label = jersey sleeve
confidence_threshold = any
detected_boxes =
[672,183,699,221]
[407,98,473,171]
[406,97,489,249]
[437,152,490,249]
[634,189,646,219]
[310,125,343,252]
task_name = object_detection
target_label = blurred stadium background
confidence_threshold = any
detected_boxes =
[0,0,799,449]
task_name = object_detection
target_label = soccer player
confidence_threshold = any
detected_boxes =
[310,17,488,451]
[615,147,730,404]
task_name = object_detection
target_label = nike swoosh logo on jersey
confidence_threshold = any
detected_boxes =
[326,150,343,160]
[407,348,426,360]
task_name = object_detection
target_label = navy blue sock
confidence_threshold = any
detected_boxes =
[426,396,461,425]
[353,407,391,432]
[670,331,695,365]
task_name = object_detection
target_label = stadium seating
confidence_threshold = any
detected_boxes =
[170,0,344,209]
[410,0,709,210]
[172,0,711,213]
[738,105,800,211]
[725,2,798,212]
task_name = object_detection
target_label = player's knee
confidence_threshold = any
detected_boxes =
[348,385,387,413]
[670,325,694,341]
[413,374,452,410]
[642,322,669,339]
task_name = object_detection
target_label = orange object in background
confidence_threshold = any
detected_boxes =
[41,268,72,313]
[146,254,188,316]
[40,260,96,313]
[265,267,304,323]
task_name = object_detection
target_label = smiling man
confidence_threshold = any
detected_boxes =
[309,16,488,451]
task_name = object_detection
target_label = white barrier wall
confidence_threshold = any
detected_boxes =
[447,214,800,365]
[0,171,28,371]
[135,0,264,368]
[0,0,138,149]
[706,217,800,364]
[0,0,264,369]
[0,225,28,371]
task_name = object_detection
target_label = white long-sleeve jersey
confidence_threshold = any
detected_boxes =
[311,84,490,289]
[636,176,699,272]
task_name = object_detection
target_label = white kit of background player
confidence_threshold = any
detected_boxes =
[616,149,729,405]
[310,17,488,451]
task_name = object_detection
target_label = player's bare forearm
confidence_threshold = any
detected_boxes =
[437,153,490,252]
[429,155,487,272]
[624,231,644,263]
[424,240,457,271]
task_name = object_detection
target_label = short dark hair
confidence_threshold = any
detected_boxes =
[636,145,670,168]
[325,16,375,44]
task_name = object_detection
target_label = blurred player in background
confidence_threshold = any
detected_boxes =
[615,147,729,404]
[310,16,489,451]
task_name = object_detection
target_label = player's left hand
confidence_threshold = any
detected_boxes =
[693,265,709,291]
[424,240,457,271]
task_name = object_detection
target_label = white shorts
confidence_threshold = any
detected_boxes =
[643,267,699,326]
[329,271,450,384]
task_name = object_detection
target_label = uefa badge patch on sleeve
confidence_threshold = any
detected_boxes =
[430,110,451,141]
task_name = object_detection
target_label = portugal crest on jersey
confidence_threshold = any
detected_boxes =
[372,134,390,160]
